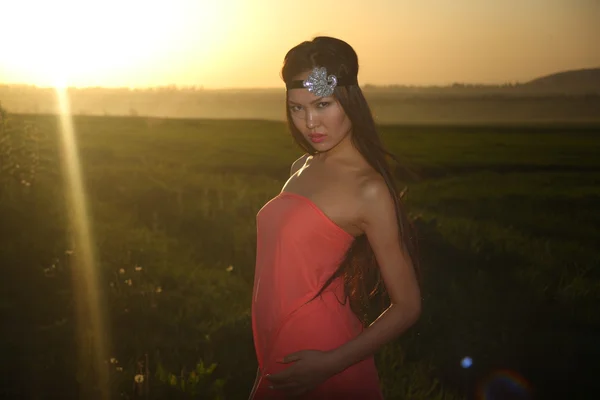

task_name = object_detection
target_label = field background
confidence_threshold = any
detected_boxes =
[1,83,599,400]
[2,70,600,125]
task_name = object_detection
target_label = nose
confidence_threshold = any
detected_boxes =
[305,109,319,129]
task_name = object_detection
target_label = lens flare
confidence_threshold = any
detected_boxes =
[461,356,473,368]
[55,86,110,399]
[476,369,532,400]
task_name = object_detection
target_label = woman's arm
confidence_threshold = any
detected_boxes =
[328,178,422,373]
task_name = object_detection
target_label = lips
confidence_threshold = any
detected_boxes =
[308,133,326,143]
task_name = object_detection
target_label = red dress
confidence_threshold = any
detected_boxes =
[251,191,384,399]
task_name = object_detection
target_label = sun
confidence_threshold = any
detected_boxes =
[1,0,182,88]
[0,0,226,88]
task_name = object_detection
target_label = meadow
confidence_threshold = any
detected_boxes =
[1,107,599,399]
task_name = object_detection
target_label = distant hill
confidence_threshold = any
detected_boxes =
[516,68,600,95]
[359,68,600,96]
[1,67,600,124]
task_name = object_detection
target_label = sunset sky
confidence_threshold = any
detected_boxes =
[0,0,598,89]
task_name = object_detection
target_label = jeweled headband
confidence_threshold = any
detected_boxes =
[285,66,357,97]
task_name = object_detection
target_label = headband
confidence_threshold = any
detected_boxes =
[285,66,357,97]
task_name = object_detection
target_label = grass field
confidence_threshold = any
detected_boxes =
[1,110,599,399]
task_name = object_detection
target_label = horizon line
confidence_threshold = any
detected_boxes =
[1,66,598,91]
[0,80,573,91]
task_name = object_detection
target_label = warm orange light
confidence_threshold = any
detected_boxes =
[1,0,228,88]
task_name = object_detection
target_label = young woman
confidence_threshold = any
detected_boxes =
[249,36,421,399]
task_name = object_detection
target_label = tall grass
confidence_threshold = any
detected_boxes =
[1,109,599,399]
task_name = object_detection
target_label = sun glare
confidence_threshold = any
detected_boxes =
[1,0,226,88]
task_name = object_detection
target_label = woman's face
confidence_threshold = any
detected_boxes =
[287,70,352,152]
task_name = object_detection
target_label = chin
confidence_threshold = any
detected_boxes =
[311,143,335,153]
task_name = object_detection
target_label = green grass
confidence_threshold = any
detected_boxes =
[1,111,599,399]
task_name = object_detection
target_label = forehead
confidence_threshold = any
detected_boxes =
[286,87,328,104]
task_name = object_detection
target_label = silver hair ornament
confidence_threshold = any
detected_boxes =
[303,67,338,97]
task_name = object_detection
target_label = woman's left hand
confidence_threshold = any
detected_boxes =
[265,349,339,397]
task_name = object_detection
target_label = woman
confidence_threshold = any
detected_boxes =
[249,36,421,399]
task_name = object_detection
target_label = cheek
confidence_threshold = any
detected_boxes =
[320,107,345,131]
[290,114,304,131]
[332,110,351,135]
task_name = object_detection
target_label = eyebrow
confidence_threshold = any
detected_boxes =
[287,97,328,105]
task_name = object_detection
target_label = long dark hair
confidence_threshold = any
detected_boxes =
[281,36,420,324]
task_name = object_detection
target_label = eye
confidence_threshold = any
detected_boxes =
[288,105,302,112]
[317,101,330,108]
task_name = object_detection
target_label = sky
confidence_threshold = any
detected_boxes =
[0,0,598,89]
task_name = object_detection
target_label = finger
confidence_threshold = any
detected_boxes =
[269,381,299,391]
[276,358,299,364]
[289,388,308,397]
[279,352,302,364]
[265,370,292,383]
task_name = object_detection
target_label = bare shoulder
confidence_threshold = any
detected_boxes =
[290,153,310,176]
[360,174,390,201]
[356,173,397,226]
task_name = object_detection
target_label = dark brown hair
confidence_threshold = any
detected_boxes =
[281,36,420,323]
